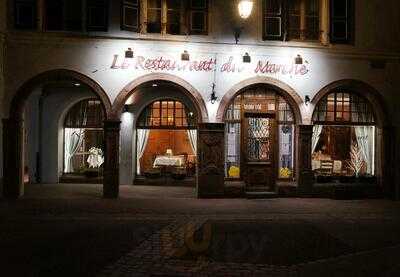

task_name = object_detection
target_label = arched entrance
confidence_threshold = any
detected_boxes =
[2,69,112,199]
[60,99,105,183]
[221,83,302,194]
[113,77,205,194]
[135,99,198,186]
[311,80,390,193]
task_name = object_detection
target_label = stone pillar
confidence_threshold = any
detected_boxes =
[380,126,396,199]
[2,118,24,199]
[103,120,121,199]
[382,125,399,200]
[395,126,400,200]
[297,124,314,194]
[197,123,225,198]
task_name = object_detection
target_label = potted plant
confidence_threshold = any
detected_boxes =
[346,143,365,182]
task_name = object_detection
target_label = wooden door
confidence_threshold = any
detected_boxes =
[243,112,277,191]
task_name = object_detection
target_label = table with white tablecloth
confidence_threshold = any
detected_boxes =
[153,155,185,168]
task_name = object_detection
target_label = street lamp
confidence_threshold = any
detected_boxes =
[238,0,254,19]
[235,0,254,43]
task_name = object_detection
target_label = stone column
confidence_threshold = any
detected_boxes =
[382,125,398,199]
[395,126,400,200]
[103,120,121,199]
[297,124,314,194]
[2,118,24,199]
[197,123,225,198]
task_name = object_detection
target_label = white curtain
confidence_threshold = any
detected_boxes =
[136,129,150,175]
[311,125,323,154]
[354,126,375,175]
[64,128,85,173]
[187,129,197,154]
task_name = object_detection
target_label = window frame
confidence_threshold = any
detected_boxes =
[330,0,354,44]
[121,0,140,32]
[262,0,322,42]
[137,99,198,130]
[312,91,376,126]
[224,89,296,181]
[189,0,208,35]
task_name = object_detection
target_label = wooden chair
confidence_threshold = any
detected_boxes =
[316,160,334,176]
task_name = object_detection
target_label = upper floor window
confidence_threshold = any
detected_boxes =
[44,0,108,32]
[263,0,320,41]
[330,0,354,44]
[122,0,208,35]
[14,0,109,32]
[263,0,353,44]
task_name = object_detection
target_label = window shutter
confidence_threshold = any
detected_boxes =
[263,0,286,41]
[330,0,353,43]
[87,0,109,32]
[121,0,140,32]
[189,0,208,35]
[15,0,37,29]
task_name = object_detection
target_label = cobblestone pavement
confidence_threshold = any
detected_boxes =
[1,184,400,276]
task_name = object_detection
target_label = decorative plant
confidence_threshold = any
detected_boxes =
[87,147,104,169]
[279,167,292,179]
[346,143,364,178]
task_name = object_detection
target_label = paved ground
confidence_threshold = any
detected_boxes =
[1,183,400,276]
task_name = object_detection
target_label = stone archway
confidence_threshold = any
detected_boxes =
[112,73,208,122]
[112,75,208,192]
[215,77,309,193]
[312,79,388,127]
[216,76,304,124]
[8,69,112,119]
[312,79,392,196]
[2,69,114,199]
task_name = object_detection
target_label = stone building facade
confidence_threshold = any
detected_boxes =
[1,0,400,199]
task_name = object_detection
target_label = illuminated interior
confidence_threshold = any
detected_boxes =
[312,91,376,179]
[136,100,197,180]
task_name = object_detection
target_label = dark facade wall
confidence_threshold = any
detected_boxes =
[4,0,400,52]
[0,0,5,183]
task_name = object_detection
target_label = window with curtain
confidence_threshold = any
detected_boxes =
[312,91,376,179]
[63,99,105,174]
[136,100,198,177]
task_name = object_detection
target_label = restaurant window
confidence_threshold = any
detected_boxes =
[146,0,208,35]
[224,89,295,180]
[330,0,354,44]
[263,0,320,41]
[136,100,197,179]
[15,0,37,29]
[63,99,105,175]
[312,92,376,181]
